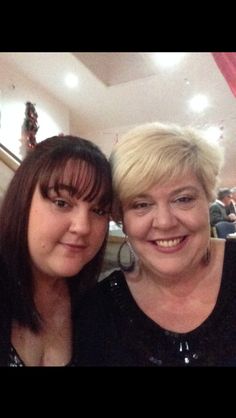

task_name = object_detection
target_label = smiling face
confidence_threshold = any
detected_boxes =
[27,184,110,281]
[122,172,210,280]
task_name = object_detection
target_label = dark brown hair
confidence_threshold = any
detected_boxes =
[0,135,112,332]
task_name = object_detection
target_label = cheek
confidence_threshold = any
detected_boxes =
[123,214,149,238]
[187,208,210,231]
[28,228,47,255]
[28,204,44,235]
[92,221,108,243]
[28,214,54,253]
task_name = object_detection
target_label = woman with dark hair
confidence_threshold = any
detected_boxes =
[0,135,112,366]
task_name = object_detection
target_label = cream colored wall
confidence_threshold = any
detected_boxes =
[79,124,136,157]
[0,57,70,160]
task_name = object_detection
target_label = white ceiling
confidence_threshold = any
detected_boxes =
[1,52,236,186]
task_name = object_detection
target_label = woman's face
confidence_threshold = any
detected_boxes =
[28,183,109,281]
[122,172,210,279]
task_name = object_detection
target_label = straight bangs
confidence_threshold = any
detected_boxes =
[39,158,112,208]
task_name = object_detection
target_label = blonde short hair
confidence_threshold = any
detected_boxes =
[110,121,224,222]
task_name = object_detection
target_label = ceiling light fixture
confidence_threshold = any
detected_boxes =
[150,53,186,67]
[204,126,222,141]
[189,94,209,112]
[65,73,79,88]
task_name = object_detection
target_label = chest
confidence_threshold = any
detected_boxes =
[11,314,72,366]
[128,274,221,334]
[143,297,216,333]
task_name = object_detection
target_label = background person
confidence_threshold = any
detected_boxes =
[0,135,112,366]
[76,121,236,367]
[209,188,236,226]
[226,187,236,215]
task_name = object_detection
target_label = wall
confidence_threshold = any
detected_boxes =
[0,58,70,160]
[80,124,137,157]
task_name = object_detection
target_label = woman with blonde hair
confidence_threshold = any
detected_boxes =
[76,122,236,367]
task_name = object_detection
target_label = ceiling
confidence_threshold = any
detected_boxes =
[1,52,236,185]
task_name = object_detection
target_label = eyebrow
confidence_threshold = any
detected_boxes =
[170,186,199,195]
[46,185,108,206]
[134,186,199,199]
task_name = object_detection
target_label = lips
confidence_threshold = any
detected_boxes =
[60,242,87,250]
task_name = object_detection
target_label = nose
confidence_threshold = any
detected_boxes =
[152,204,178,230]
[68,208,91,235]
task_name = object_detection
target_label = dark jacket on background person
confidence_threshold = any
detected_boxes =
[209,201,229,226]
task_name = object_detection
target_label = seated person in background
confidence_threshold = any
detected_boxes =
[209,188,236,226]
[0,135,112,366]
[226,187,236,215]
[75,121,236,367]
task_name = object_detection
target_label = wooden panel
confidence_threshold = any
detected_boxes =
[0,160,15,200]
[0,144,20,204]
[0,144,20,172]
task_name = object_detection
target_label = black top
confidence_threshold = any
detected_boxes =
[8,345,77,367]
[0,256,80,367]
[75,239,236,367]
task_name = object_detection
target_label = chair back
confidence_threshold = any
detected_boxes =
[214,221,236,238]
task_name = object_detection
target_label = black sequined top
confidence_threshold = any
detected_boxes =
[76,239,236,367]
[8,345,77,367]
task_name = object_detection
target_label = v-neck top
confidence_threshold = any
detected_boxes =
[75,239,236,367]
[8,345,77,367]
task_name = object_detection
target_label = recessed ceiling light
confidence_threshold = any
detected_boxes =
[150,53,186,67]
[204,126,222,141]
[189,94,209,112]
[65,73,78,88]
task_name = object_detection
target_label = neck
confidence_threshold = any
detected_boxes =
[33,277,70,320]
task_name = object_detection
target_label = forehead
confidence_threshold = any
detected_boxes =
[137,172,205,197]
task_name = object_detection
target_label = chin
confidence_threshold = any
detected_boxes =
[64,267,85,277]
[54,263,85,278]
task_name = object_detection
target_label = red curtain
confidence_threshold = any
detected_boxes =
[212,52,236,97]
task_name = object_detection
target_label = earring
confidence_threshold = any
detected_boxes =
[117,237,136,272]
[203,246,211,265]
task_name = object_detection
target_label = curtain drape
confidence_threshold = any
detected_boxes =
[212,52,236,97]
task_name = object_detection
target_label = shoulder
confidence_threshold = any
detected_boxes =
[0,258,11,365]
[225,238,236,263]
[210,202,222,210]
[219,238,236,288]
[0,256,7,276]
[98,269,124,292]
[74,270,124,365]
[0,256,10,301]
[76,269,124,316]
